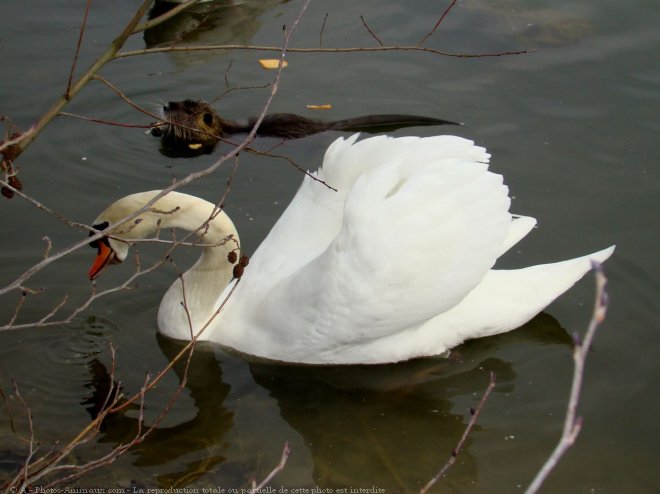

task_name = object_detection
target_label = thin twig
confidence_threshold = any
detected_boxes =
[420,372,497,494]
[66,0,93,98]
[6,291,27,327]
[223,59,235,89]
[239,144,338,192]
[58,112,151,129]
[320,13,329,47]
[41,236,53,259]
[92,74,165,120]
[9,380,37,494]
[252,442,292,490]
[417,0,458,46]
[37,295,69,324]
[360,15,384,46]
[0,179,93,232]
[524,263,609,494]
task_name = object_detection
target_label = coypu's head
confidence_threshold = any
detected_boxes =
[152,99,222,153]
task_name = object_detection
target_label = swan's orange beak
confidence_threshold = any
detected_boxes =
[88,241,116,280]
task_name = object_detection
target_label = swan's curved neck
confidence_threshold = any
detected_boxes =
[132,192,239,340]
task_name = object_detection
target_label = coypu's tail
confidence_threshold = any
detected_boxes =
[328,114,462,133]
[251,113,462,140]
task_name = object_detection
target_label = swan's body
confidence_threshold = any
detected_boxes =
[89,135,614,364]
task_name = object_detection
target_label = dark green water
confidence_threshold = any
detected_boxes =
[1,1,658,492]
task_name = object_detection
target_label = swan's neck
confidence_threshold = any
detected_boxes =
[149,193,239,339]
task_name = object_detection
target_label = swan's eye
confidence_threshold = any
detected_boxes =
[203,113,214,126]
[89,221,110,249]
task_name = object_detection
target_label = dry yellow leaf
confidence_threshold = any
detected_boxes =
[188,143,203,150]
[306,104,333,110]
[259,59,288,69]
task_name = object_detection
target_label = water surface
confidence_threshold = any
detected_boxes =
[1,1,658,493]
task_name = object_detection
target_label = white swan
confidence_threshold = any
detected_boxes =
[88,134,614,364]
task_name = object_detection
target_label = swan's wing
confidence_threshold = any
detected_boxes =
[240,134,494,300]
[228,137,367,308]
[249,135,512,362]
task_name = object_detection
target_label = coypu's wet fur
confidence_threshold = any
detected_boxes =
[151,99,460,155]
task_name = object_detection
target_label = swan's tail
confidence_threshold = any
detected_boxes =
[429,245,616,349]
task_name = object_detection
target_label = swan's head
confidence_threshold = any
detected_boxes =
[88,190,240,281]
[87,190,178,281]
[88,221,129,280]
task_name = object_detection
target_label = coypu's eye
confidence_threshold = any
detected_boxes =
[203,113,214,126]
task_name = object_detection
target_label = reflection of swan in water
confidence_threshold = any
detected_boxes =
[145,1,286,66]
[251,360,493,489]
[82,335,232,487]
[248,312,570,490]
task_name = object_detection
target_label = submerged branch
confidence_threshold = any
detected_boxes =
[420,372,497,494]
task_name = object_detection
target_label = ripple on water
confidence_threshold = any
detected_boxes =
[0,317,123,441]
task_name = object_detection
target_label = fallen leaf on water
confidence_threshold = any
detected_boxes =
[188,143,203,150]
[306,104,333,110]
[259,59,288,69]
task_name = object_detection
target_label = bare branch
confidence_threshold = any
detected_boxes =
[420,371,497,494]
[116,43,528,60]
[524,263,609,494]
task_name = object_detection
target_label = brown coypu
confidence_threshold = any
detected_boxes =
[151,99,461,155]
